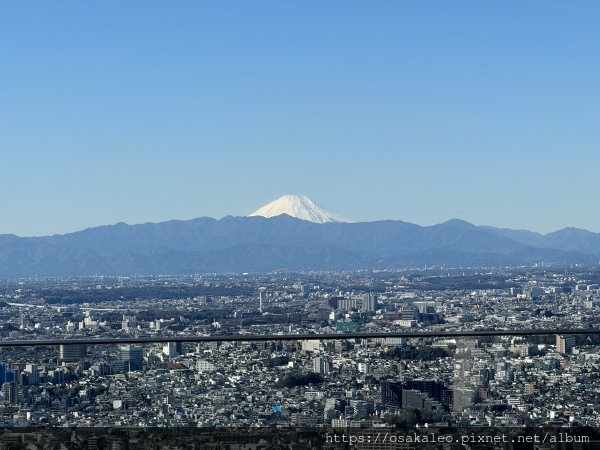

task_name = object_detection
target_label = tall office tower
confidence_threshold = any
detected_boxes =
[381,379,453,410]
[400,306,417,320]
[2,382,17,404]
[117,345,143,372]
[59,344,87,362]
[361,293,376,312]
[1,367,14,384]
[163,342,179,358]
[380,380,403,408]
[175,342,184,355]
[556,334,576,354]
[337,298,357,311]
[121,314,137,331]
[357,362,370,375]
[25,364,40,385]
[0,363,7,384]
[312,356,330,375]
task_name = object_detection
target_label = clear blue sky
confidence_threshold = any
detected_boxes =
[2,1,599,236]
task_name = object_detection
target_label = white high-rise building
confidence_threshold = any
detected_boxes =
[163,342,178,358]
[312,356,330,374]
[357,362,370,375]
[556,334,576,354]
[361,293,376,312]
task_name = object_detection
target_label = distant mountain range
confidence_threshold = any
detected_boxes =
[0,211,599,277]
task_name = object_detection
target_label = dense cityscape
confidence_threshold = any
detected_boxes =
[0,266,598,442]
[5,0,600,448]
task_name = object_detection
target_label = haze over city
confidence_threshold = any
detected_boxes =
[2,1,600,236]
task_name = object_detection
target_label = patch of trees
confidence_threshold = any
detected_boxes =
[263,355,290,368]
[275,372,323,388]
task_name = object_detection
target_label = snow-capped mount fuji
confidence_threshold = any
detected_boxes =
[249,194,349,224]
[2,196,600,277]
[0,212,599,276]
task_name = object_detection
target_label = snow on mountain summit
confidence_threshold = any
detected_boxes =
[249,195,348,223]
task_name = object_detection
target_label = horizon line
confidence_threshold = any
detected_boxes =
[1,214,597,239]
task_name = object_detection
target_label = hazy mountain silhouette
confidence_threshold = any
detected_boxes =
[0,215,598,277]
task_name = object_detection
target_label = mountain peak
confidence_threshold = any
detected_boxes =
[439,218,476,229]
[249,195,348,224]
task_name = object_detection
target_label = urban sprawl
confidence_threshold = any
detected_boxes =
[0,267,599,432]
